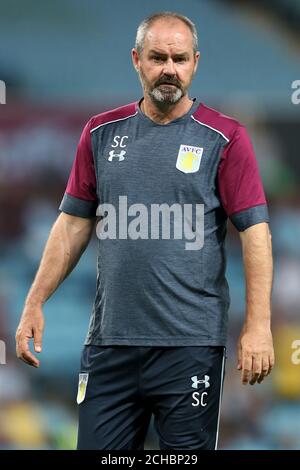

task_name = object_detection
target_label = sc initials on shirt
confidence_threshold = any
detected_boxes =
[192,391,208,407]
[108,136,129,162]
[111,135,129,148]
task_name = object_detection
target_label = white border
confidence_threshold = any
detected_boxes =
[90,111,138,133]
[214,346,226,450]
[191,116,230,142]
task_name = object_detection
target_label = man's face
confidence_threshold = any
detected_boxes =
[132,19,200,106]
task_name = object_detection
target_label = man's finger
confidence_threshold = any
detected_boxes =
[257,374,265,384]
[242,355,252,384]
[249,355,262,385]
[265,354,275,376]
[268,353,275,373]
[19,353,40,368]
[19,350,40,367]
[237,343,242,370]
[33,326,43,353]
[17,338,40,367]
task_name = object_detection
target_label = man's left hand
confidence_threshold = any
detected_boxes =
[237,325,275,385]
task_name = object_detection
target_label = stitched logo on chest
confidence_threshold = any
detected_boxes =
[107,135,128,162]
[176,145,203,174]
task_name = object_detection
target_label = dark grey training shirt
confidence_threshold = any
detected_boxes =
[59,98,269,346]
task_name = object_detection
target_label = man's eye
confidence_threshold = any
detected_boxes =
[152,56,163,62]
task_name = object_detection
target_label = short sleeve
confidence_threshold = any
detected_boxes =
[59,118,98,218]
[217,125,269,232]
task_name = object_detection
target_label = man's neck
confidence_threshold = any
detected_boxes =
[140,95,194,125]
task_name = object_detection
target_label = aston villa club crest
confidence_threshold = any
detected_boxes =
[176,145,204,174]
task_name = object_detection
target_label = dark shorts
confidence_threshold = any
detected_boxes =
[76,345,226,450]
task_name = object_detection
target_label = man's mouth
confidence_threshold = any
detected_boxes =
[158,82,178,88]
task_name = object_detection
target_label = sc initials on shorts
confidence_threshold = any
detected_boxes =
[192,391,208,407]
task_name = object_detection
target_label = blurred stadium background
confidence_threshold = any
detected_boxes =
[0,0,300,450]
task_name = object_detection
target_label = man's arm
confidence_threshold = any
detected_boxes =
[237,221,275,385]
[16,212,96,368]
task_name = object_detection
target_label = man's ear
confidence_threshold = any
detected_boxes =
[194,51,200,74]
[131,48,140,72]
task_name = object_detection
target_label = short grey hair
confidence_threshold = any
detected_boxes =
[135,12,198,55]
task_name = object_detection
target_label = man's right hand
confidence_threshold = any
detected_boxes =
[15,304,45,368]
[15,213,95,368]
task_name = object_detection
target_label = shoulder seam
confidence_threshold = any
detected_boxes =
[190,115,230,142]
[90,111,138,133]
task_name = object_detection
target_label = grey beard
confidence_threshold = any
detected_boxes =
[149,86,183,105]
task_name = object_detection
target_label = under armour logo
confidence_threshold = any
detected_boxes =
[191,375,210,389]
[108,150,126,162]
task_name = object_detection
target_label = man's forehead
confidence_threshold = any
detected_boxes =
[144,19,193,50]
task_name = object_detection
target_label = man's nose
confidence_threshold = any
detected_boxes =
[163,58,176,75]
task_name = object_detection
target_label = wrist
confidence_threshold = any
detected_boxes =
[25,296,44,309]
[243,318,271,332]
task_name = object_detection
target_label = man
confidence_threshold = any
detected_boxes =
[16,12,274,450]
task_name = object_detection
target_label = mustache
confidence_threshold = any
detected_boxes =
[154,76,182,88]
